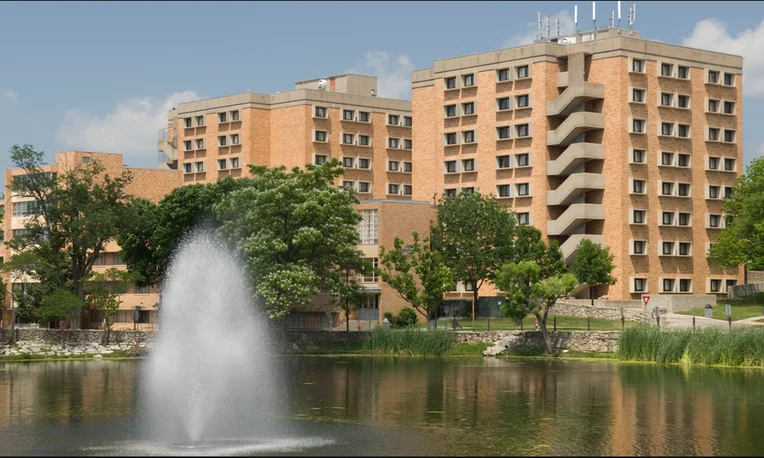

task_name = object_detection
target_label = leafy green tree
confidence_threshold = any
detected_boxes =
[117,176,253,286]
[36,290,85,329]
[7,144,133,328]
[513,225,567,278]
[331,265,373,332]
[214,159,366,319]
[85,268,136,344]
[708,157,764,269]
[431,191,516,326]
[2,250,48,343]
[378,232,454,327]
[496,261,578,355]
[571,239,616,305]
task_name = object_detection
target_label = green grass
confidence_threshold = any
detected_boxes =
[677,293,764,321]
[421,315,634,332]
[450,343,489,356]
[362,328,455,356]
[618,325,764,366]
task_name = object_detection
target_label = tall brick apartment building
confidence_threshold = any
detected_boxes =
[411,27,743,302]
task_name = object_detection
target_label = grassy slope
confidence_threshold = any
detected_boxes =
[676,293,764,321]
[421,315,633,332]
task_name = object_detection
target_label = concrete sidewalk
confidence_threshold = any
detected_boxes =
[664,312,764,328]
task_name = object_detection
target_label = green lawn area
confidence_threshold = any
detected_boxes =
[676,293,764,321]
[420,315,634,332]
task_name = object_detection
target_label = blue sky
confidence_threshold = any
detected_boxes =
[1,1,764,189]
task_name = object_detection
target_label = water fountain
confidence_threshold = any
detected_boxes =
[142,230,282,448]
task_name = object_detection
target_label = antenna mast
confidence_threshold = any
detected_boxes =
[592,1,597,39]
[537,12,543,40]
[556,18,560,37]
[574,5,578,32]
[610,10,614,28]
[546,16,550,39]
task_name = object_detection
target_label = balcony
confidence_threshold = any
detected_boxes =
[157,128,177,167]
[546,112,605,147]
[557,72,569,88]
[546,82,604,117]
[547,203,605,236]
[546,173,605,206]
[559,234,606,262]
[546,143,604,176]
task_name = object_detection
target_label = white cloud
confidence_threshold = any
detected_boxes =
[2,89,18,102]
[683,19,764,96]
[350,51,415,100]
[503,10,575,48]
[55,91,201,164]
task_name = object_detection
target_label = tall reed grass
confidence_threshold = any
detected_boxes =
[618,326,764,366]
[363,328,455,356]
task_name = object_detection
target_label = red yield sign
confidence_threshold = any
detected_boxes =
[642,295,651,306]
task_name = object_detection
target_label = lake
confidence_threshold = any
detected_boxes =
[1,357,763,456]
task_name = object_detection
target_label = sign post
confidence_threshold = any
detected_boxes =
[642,295,651,308]
[726,304,732,329]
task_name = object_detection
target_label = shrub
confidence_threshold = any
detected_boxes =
[363,328,454,356]
[384,307,419,329]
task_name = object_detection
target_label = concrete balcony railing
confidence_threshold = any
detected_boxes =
[546,173,605,206]
[546,82,605,117]
[559,234,606,262]
[546,112,605,147]
[157,138,177,163]
[557,72,569,88]
[546,143,605,176]
[546,203,605,236]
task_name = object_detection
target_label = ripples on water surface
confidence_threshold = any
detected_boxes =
[1,357,764,456]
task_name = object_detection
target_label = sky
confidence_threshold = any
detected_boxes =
[1,1,764,190]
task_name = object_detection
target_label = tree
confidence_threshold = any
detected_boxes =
[331,264,373,332]
[496,261,578,355]
[571,239,616,305]
[214,159,366,319]
[431,191,516,328]
[2,250,47,344]
[85,268,136,344]
[513,225,567,278]
[117,176,253,286]
[7,144,133,327]
[378,232,454,327]
[708,157,764,269]
[35,290,84,329]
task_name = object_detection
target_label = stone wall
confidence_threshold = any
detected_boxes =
[0,329,154,358]
[454,330,620,356]
[549,301,666,324]
[729,283,764,299]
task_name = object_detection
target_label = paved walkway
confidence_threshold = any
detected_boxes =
[664,312,764,328]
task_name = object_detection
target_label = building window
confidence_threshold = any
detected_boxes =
[497,68,510,82]
[663,279,675,293]
[403,162,412,173]
[661,122,674,136]
[388,138,400,149]
[677,154,690,168]
[358,135,370,146]
[710,279,722,293]
[677,124,690,138]
[444,188,457,197]
[726,279,738,291]
[516,183,530,196]
[633,240,646,255]
[388,184,400,195]
[724,130,736,143]
[633,210,645,224]
[218,159,227,170]
[661,63,673,77]
[677,66,689,79]
[195,161,205,172]
[632,179,645,194]
[388,160,400,172]
[403,116,412,127]
[463,74,475,86]
[634,278,646,292]
[218,135,227,146]
[632,119,644,133]
[402,185,412,196]
[230,134,240,145]
[12,201,42,217]
[708,156,720,170]
[314,155,327,165]
[724,73,735,86]
[315,131,327,142]
[183,140,193,151]
[661,152,674,166]
[462,187,475,195]
[709,186,720,199]
[708,99,719,113]
[343,157,355,168]
[183,117,193,128]
[632,88,645,103]
[517,212,530,225]
[662,212,674,226]
[661,182,674,196]
[724,158,736,171]
[724,101,735,115]
[218,112,227,123]
[359,258,379,283]
[462,159,475,172]
[709,214,721,228]
[677,95,690,108]
[230,157,240,168]
[497,126,511,140]
[725,186,734,199]
[516,94,530,108]
[516,65,529,78]
[314,106,327,118]
[679,279,692,293]
[342,109,355,121]
[358,111,370,122]
[678,212,691,226]
[677,183,690,197]
[445,133,458,145]
[445,105,457,117]
[388,114,400,125]
[708,70,719,84]
[516,124,529,137]
[516,153,530,167]
[343,133,355,145]
[463,130,475,143]
[462,102,475,115]
[498,184,511,198]
[230,110,240,121]
[661,93,673,107]
[679,242,691,256]
[662,241,675,256]
[632,149,646,163]
[136,285,151,294]
[196,139,205,149]
[403,139,412,150]
[358,181,371,193]
[497,97,511,111]
[632,59,644,73]
[196,115,204,126]
[445,77,457,89]
[183,163,192,173]
[359,209,378,244]
[358,158,371,169]
[342,181,355,190]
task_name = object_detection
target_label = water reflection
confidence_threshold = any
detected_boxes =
[1,358,764,456]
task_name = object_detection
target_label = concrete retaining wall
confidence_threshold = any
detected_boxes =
[550,301,665,323]
[729,283,764,299]
[454,330,619,355]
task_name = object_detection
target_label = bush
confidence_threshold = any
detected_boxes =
[618,326,764,366]
[384,307,419,329]
[363,328,454,356]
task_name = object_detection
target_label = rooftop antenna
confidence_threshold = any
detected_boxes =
[593,1,597,39]
[574,5,578,32]
[617,1,622,28]
[537,12,543,40]
[628,3,635,36]
[556,17,560,37]
[610,10,614,28]
[546,16,550,39]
